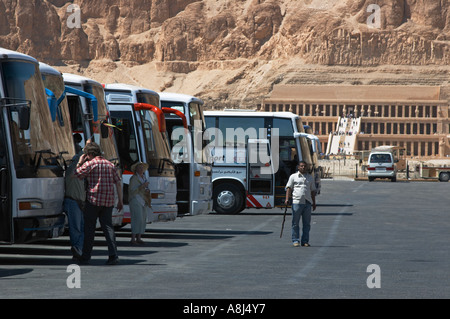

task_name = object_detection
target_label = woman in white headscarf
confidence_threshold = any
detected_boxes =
[129,162,151,244]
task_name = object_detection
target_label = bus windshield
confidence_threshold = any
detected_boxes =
[136,92,159,107]
[139,109,175,177]
[189,102,208,164]
[110,110,138,173]
[1,60,63,178]
[162,100,208,164]
[189,102,204,124]
[87,84,118,162]
[161,100,184,114]
[41,72,75,161]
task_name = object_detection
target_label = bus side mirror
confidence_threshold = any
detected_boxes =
[45,88,57,122]
[18,106,31,130]
[9,102,31,131]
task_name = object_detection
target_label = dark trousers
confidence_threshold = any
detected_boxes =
[82,202,118,260]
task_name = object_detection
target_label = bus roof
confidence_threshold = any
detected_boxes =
[204,110,299,119]
[0,47,38,64]
[159,92,204,105]
[104,83,158,95]
[62,73,103,87]
[39,62,62,76]
[104,83,159,103]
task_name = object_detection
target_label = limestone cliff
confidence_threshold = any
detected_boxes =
[1,0,449,107]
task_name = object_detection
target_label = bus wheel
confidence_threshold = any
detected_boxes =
[213,183,243,214]
[439,172,449,182]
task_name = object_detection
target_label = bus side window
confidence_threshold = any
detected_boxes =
[67,96,83,132]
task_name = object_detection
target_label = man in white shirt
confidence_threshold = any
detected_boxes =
[285,161,317,247]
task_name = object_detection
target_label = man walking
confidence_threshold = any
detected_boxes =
[285,161,317,247]
[75,142,123,265]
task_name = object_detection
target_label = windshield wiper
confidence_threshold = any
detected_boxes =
[157,157,175,174]
[33,149,66,173]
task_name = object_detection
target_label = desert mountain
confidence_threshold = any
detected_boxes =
[1,0,449,107]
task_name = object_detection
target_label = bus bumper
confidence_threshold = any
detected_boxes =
[148,204,178,223]
[190,199,213,215]
[15,214,66,244]
[121,204,178,224]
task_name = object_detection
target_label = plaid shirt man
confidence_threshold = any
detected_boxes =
[75,156,121,207]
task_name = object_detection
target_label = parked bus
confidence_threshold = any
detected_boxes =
[63,73,123,226]
[159,92,212,216]
[104,83,177,223]
[39,63,76,163]
[204,110,314,214]
[0,48,66,243]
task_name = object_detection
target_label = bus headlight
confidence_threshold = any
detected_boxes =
[151,193,165,199]
[19,201,43,210]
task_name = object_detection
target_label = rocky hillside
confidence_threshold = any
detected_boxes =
[1,0,449,107]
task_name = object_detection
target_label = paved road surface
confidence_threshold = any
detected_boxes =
[1,180,449,302]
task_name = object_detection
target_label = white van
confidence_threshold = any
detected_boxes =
[367,151,397,182]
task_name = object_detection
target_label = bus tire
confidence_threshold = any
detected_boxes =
[213,183,244,214]
[439,172,449,182]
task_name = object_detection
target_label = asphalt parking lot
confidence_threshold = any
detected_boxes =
[1,180,449,302]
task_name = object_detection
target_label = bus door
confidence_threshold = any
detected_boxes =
[65,86,98,147]
[0,101,14,242]
[246,139,275,209]
[108,104,139,224]
[0,165,12,242]
[162,99,212,215]
[162,108,191,215]
[0,99,33,243]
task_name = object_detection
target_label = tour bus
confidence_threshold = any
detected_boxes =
[63,73,123,226]
[204,110,315,214]
[39,63,76,163]
[159,92,212,216]
[103,83,178,223]
[0,48,66,243]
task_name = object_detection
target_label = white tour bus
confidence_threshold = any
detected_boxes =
[63,73,123,226]
[104,83,178,223]
[39,63,76,164]
[204,110,316,214]
[0,48,66,243]
[159,92,212,216]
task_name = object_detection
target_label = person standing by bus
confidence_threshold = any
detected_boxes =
[64,151,85,261]
[75,142,123,265]
[285,161,317,247]
[128,162,151,245]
